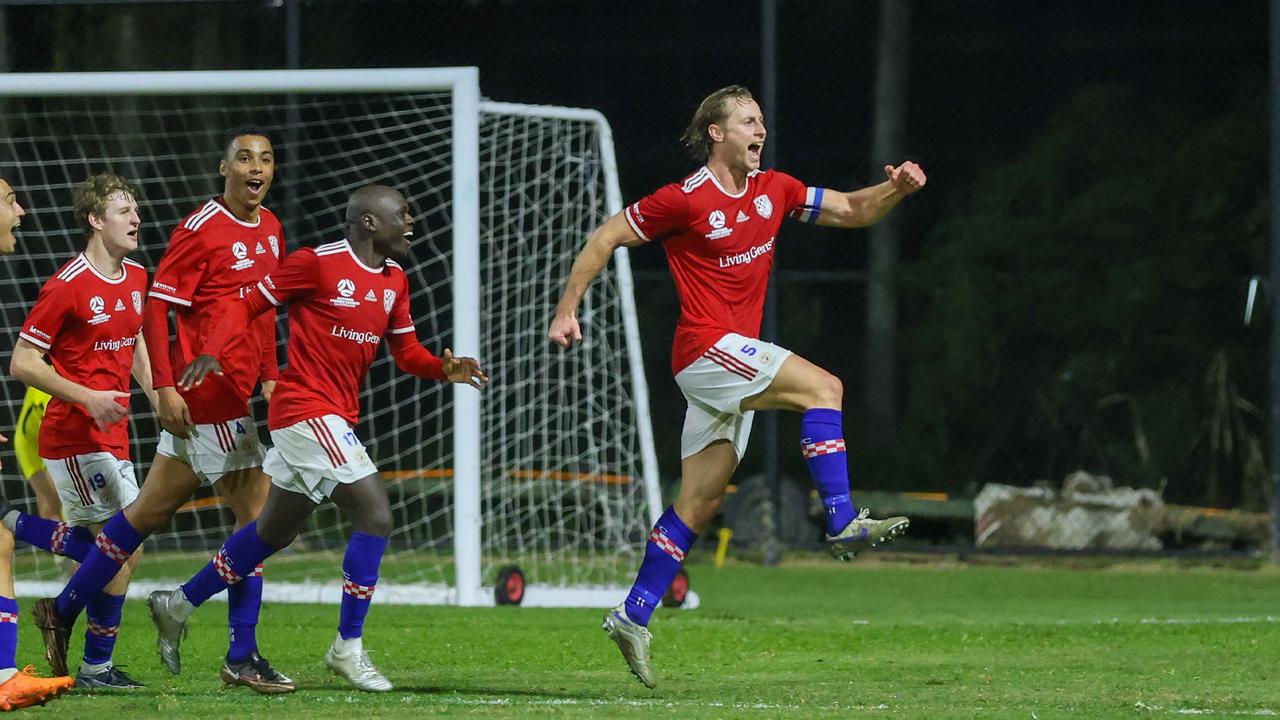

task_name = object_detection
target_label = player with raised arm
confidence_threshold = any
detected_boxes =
[9,173,158,689]
[146,184,486,693]
[548,85,926,688]
[0,176,75,709]
[30,130,294,693]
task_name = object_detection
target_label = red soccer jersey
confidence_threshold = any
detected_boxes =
[18,255,149,460]
[624,167,822,374]
[253,239,416,430]
[148,198,283,423]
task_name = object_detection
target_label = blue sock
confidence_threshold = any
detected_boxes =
[624,506,695,627]
[0,597,17,670]
[181,522,277,608]
[55,514,144,620]
[14,514,93,561]
[801,408,857,535]
[226,564,263,663]
[83,592,125,667]
[338,532,388,639]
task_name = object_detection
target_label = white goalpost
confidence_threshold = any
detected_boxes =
[0,68,683,608]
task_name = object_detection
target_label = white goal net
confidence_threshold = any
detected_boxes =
[0,68,663,607]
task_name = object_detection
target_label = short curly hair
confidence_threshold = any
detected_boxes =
[680,85,756,162]
[72,173,140,236]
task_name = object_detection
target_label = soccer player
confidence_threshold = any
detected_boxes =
[147,184,486,693]
[31,130,294,693]
[14,387,59,523]
[10,173,158,689]
[0,175,75,709]
[547,85,926,688]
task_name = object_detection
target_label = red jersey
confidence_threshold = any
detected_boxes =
[148,198,282,422]
[18,255,148,460]
[624,167,822,375]
[254,239,417,429]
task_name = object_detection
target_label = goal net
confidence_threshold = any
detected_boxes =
[0,68,665,607]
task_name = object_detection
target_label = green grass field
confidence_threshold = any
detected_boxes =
[14,556,1280,719]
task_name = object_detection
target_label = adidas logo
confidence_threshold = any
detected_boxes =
[736,210,749,222]
[255,242,266,255]
[364,289,377,302]
[114,299,126,312]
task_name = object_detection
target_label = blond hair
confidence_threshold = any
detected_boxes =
[680,85,755,161]
[72,173,140,236]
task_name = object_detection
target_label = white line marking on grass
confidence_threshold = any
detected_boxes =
[1136,701,1278,715]
[312,696,892,712]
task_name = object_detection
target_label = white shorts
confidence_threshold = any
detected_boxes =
[43,452,139,526]
[263,414,379,504]
[674,332,793,460]
[156,416,266,485]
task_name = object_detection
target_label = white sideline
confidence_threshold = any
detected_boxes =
[13,579,699,609]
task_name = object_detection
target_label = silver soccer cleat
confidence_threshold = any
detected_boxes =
[826,508,910,561]
[147,589,190,675]
[602,604,656,688]
[324,642,393,692]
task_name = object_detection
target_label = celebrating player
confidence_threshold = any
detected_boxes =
[31,130,294,693]
[10,173,157,689]
[146,184,486,692]
[548,85,925,688]
[0,176,75,709]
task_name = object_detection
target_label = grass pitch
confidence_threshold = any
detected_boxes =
[16,556,1279,719]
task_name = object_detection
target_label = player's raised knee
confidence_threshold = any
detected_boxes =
[810,370,843,410]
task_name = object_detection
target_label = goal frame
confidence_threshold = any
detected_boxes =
[0,67,664,608]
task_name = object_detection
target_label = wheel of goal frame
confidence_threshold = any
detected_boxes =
[663,568,690,608]
[494,565,526,606]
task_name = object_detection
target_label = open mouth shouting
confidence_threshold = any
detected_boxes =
[748,142,764,164]
[246,178,266,197]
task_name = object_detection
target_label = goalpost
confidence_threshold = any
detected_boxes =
[0,68,679,608]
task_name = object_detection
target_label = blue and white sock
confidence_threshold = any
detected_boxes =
[0,597,18,672]
[56,513,144,620]
[83,592,125,670]
[226,564,263,663]
[181,522,277,608]
[623,506,695,627]
[338,532,387,640]
[14,514,93,561]
[801,408,857,535]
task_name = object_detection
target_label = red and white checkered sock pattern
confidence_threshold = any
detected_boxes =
[802,438,846,459]
[214,549,243,586]
[51,522,70,556]
[342,579,376,600]
[249,563,264,578]
[648,528,686,562]
[86,619,119,638]
[95,532,130,563]
[0,612,16,625]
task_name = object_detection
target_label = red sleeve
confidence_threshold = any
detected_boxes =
[143,296,175,388]
[256,248,318,307]
[622,182,688,243]
[386,273,415,337]
[149,224,207,307]
[258,315,280,382]
[18,279,73,351]
[203,290,274,359]
[387,331,446,381]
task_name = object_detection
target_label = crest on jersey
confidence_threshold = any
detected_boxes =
[753,195,773,219]
[337,278,356,298]
[708,210,726,229]
[89,296,105,314]
[232,241,248,260]
[383,289,396,314]
[268,235,280,257]
[131,291,143,315]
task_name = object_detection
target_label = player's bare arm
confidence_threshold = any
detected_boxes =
[10,338,129,430]
[548,212,644,347]
[814,160,927,228]
[131,331,161,412]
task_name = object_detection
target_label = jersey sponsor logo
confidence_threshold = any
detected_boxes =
[268,235,280,257]
[330,278,360,308]
[152,281,178,294]
[231,241,256,271]
[718,237,775,269]
[382,289,396,314]
[24,326,51,342]
[753,194,773,219]
[736,210,750,223]
[629,202,645,224]
[88,296,112,325]
[330,325,382,345]
[131,291,142,315]
[92,335,137,352]
[114,298,126,312]
[364,289,377,302]
[255,242,267,255]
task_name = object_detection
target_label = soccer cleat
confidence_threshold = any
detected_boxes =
[324,642,392,692]
[0,666,74,710]
[601,604,656,688]
[220,652,296,694]
[30,598,72,677]
[74,665,144,690]
[147,589,189,675]
[826,507,910,561]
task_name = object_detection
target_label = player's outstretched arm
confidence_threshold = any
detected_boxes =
[178,287,276,391]
[10,339,129,430]
[548,212,644,348]
[814,160,927,228]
